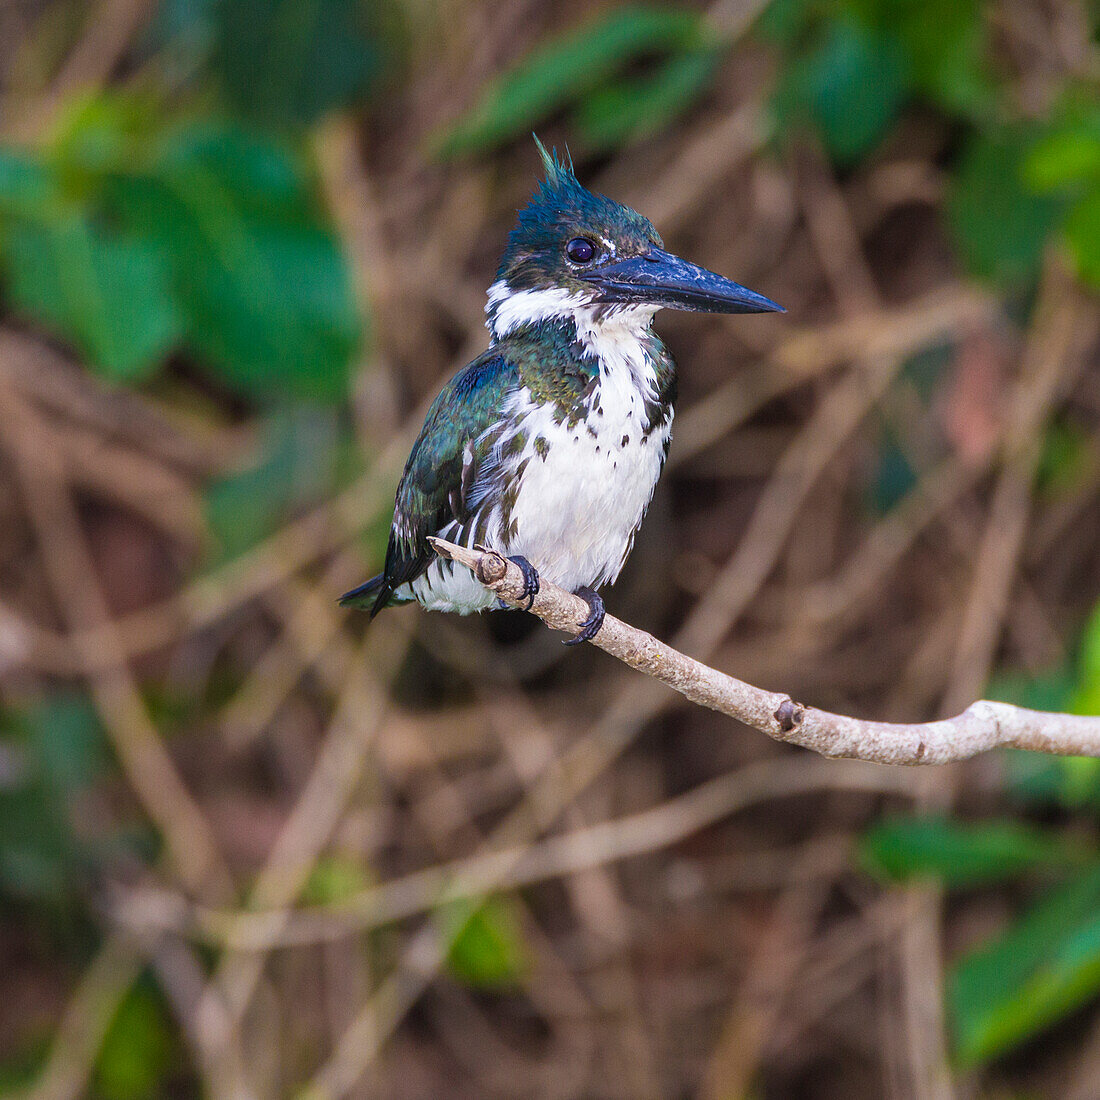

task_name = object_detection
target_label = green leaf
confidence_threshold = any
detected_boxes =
[1077,603,1100,700]
[102,122,360,399]
[1071,600,1100,717]
[1023,98,1100,192]
[436,5,710,157]
[1061,188,1100,288]
[48,91,161,181]
[1005,597,1100,805]
[755,0,813,47]
[950,865,1100,1065]
[206,404,351,558]
[763,0,997,159]
[144,0,218,59]
[1026,132,1100,192]
[302,855,370,905]
[1036,421,1092,499]
[0,1035,47,1090]
[27,695,108,794]
[771,17,909,166]
[901,342,951,399]
[210,0,381,127]
[0,697,135,911]
[988,664,1076,715]
[94,984,175,1100]
[1,102,361,397]
[0,697,105,905]
[869,429,917,514]
[1022,103,1100,289]
[997,651,1100,812]
[861,816,1090,887]
[1056,758,1100,810]
[573,45,723,151]
[0,148,57,220]
[846,0,995,118]
[0,790,73,905]
[946,127,1064,287]
[0,213,181,381]
[1005,751,1077,809]
[438,895,529,990]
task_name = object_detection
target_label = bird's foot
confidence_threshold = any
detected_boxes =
[563,586,604,646]
[507,555,540,610]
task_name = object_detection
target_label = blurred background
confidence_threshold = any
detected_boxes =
[0,0,1098,1096]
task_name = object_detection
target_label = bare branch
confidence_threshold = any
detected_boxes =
[428,538,1100,765]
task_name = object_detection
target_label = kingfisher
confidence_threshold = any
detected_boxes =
[341,141,783,644]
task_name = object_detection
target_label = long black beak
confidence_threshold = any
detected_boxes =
[580,247,784,315]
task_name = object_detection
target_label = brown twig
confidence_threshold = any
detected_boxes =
[285,758,912,1100]
[14,935,143,1100]
[428,538,1100,765]
[0,379,231,898]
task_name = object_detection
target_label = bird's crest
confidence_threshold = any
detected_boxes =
[533,134,575,190]
[495,137,660,291]
[528,134,592,216]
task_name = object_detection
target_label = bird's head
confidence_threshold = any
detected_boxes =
[487,139,783,340]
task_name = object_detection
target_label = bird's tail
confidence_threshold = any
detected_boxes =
[338,574,387,615]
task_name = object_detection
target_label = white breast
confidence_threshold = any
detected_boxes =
[409,307,670,614]
[502,388,669,594]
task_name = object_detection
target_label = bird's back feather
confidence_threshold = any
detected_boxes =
[350,352,523,615]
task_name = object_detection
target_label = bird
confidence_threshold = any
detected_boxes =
[340,140,783,644]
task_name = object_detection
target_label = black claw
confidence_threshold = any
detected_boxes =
[507,555,540,610]
[563,586,604,646]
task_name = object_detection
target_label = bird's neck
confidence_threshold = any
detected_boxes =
[484,280,676,429]
[485,279,656,344]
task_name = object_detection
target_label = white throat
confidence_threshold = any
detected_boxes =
[485,279,658,345]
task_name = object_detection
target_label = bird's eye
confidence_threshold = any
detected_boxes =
[566,237,596,264]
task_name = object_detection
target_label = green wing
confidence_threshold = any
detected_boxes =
[340,351,521,615]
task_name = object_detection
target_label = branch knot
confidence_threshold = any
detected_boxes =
[474,549,508,586]
[774,698,804,732]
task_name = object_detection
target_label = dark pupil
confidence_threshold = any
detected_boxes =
[567,237,595,263]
